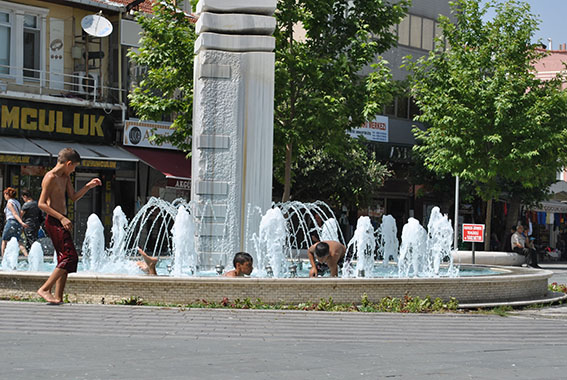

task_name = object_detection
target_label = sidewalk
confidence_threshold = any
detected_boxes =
[510,262,567,319]
[540,262,567,284]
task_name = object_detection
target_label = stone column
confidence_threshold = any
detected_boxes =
[191,0,276,268]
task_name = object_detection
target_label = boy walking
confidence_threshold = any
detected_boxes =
[37,148,101,304]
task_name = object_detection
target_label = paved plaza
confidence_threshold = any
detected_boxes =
[1,262,567,380]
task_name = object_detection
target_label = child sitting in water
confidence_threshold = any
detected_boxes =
[223,252,254,277]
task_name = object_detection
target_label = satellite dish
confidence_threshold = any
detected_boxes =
[81,13,113,37]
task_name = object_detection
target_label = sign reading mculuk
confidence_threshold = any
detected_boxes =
[462,224,485,243]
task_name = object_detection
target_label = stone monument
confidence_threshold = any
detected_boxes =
[191,0,277,267]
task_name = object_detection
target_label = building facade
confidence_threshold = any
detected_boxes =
[0,0,191,247]
[352,0,454,231]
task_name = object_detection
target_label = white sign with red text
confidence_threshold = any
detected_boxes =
[348,115,389,142]
[462,224,485,243]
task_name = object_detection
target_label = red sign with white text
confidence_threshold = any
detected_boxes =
[462,224,485,242]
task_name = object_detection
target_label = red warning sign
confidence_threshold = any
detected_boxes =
[462,224,485,243]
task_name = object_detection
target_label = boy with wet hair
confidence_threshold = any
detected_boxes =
[223,252,254,277]
[37,148,101,304]
[308,240,346,277]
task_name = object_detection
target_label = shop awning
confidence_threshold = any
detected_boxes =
[28,139,138,170]
[528,200,567,214]
[0,136,51,165]
[123,146,191,180]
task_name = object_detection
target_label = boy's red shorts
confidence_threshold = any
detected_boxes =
[44,216,79,273]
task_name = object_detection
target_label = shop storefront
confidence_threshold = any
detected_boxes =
[123,119,191,203]
[0,97,138,246]
[523,200,567,257]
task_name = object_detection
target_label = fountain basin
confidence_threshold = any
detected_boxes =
[0,265,552,305]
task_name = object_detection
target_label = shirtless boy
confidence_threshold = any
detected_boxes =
[307,240,346,277]
[37,148,101,304]
[223,252,254,277]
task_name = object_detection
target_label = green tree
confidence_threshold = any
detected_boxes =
[409,0,567,249]
[275,0,410,201]
[290,140,391,209]
[128,0,197,152]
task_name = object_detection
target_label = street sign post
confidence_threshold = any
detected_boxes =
[462,224,485,264]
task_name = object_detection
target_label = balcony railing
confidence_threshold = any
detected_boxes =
[0,63,126,105]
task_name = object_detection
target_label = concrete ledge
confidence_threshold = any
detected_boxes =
[195,33,275,53]
[196,13,276,35]
[0,265,551,305]
[453,250,526,266]
[197,0,277,16]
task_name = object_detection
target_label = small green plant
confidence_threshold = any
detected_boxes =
[119,296,147,306]
[493,306,513,316]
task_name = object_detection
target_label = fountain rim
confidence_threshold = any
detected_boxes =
[0,265,552,284]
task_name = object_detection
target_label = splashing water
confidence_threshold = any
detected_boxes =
[82,214,106,272]
[252,207,288,278]
[27,241,44,271]
[320,218,340,242]
[3,197,459,279]
[342,216,376,277]
[426,207,458,277]
[110,206,128,260]
[171,205,197,276]
[1,237,20,270]
[398,218,428,277]
[380,215,399,266]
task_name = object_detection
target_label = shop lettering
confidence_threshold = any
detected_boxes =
[362,121,387,130]
[81,159,117,169]
[1,105,105,137]
[175,180,191,189]
[0,154,30,164]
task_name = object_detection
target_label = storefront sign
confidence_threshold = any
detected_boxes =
[0,153,48,166]
[81,159,117,169]
[123,119,178,150]
[0,98,116,143]
[167,178,191,190]
[462,224,485,242]
[348,115,389,142]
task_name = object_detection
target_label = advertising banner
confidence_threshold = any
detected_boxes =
[348,115,389,142]
[123,119,178,150]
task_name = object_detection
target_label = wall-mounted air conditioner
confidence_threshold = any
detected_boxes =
[73,71,99,95]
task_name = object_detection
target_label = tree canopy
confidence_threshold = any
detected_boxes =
[128,0,196,152]
[275,0,410,201]
[409,0,567,202]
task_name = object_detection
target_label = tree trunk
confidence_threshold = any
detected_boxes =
[484,199,492,251]
[282,18,295,203]
[500,195,521,251]
[282,143,292,202]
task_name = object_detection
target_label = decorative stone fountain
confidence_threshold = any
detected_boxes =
[191,0,276,268]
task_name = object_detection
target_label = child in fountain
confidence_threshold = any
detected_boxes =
[307,241,346,277]
[223,252,254,277]
[136,247,158,275]
[36,148,101,304]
